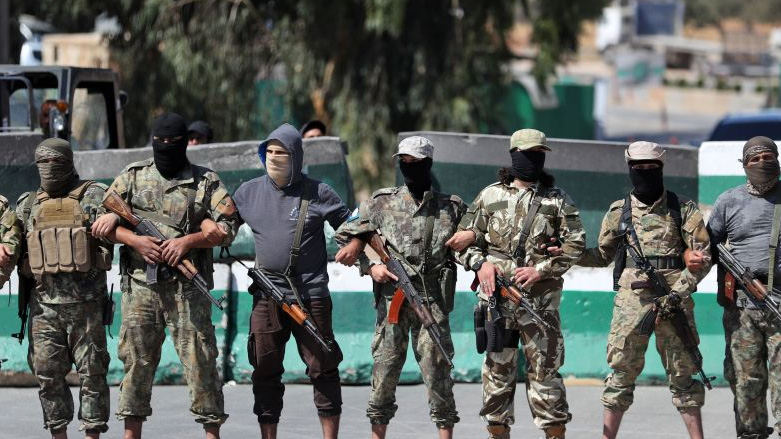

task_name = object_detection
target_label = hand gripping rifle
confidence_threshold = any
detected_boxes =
[103,191,225,310]
[630,240,715,389]
[225,251,332,353]
[366,233,453,367]
[469,272,553,331]
[717,243,781,324]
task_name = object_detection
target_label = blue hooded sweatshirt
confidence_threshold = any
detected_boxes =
[233,123,350,300]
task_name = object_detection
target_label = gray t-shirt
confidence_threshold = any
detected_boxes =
[707,184,781,281]
[234,175,350,300]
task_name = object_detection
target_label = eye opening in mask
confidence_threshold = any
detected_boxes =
[746,152,777,165]
[398,154,423,164]
[36,157,67,165]
[629,160,662,170]
[152,135,184,144]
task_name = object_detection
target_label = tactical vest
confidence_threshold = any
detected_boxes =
[26,181,108,275]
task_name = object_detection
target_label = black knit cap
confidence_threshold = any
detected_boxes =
[153,112,188,138]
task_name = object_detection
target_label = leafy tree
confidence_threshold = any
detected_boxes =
[10,0,608,190]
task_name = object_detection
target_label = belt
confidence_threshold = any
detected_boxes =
[625,256,684,270]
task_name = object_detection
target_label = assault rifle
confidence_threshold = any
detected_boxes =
[716,243,781,324]
[366,233,453,367]
[229,255,333,353]
[103,191,225,310]
[470,273,553,331]
[12,254,34,344]
[630,239,715,390]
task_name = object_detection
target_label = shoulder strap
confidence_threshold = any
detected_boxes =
[666,191,683,237]
[285,179,311,277]
[68,180,95,200]
[421,195,437,273]
[512,186,546,265]
[769,203,781,292]
[613,195,634,290]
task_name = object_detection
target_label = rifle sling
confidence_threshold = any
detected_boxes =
[283,179,311,311]
[769,200,781,293]
[512,186,545,265]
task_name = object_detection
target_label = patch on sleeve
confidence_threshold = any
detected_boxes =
[347,207,360,222]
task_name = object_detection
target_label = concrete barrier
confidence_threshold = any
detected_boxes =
[698,141,747,213]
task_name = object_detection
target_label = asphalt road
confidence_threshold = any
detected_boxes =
[0,382,764,438]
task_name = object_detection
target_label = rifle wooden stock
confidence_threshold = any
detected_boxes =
[103,191,141,227]
[282,303,307,326]
[745,278,770,301]
[367,234,391,264]
[498,285,522,305]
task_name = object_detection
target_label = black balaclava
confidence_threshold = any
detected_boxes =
[152,113,189,178]
[399,158,433,200]
[742,136,780,196]
[510,150,546,182]
[629,160,664,205]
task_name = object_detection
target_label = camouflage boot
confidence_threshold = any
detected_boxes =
[486,423,510,439]
[545,424,566,439]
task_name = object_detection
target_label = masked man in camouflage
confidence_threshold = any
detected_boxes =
[0,193,21,288]
[455,129,585,439]
[91,113,239,439]
[15,138,114,438]
[699,136,781,439]
[576,141,711,439]
[334,136,466,439]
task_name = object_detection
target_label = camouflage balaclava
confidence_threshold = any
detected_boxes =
[35,138,78,196]
[742,136,780,196]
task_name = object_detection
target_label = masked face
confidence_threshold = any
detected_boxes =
[628,161,664,205]
[510,149,546,182]
[744,151,780,196]
[151,113,189,178]
[35,139,77,196]
[399,156,433,199]
[266,143,291,187]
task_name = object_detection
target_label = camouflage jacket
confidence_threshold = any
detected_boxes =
[457,181,585,284]
[578,191,711,298]
[106,159,239,286]
[335,186,466,293]
[0,195,22,287]
[16,183,110,303]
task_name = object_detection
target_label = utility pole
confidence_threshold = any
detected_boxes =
[0,0,8,64]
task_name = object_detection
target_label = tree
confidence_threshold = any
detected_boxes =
[10,0,608,190]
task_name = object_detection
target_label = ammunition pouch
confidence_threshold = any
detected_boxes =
[474,303,487,353]
[439,262,456,314]
[26,181,111,275]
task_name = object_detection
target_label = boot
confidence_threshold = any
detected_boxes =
[545,424,566,439]
[486,423,510,439]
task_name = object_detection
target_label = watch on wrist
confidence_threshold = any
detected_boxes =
[471,259,486,272]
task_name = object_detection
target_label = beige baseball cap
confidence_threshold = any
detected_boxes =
[510,129,551,152]
[393,136,434,159]
[625,141,665,163]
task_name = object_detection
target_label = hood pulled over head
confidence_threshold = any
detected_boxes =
[258,123,303,189]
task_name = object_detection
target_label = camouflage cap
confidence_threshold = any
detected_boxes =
[625,141,665,164]
[510,129,551,151]
[393,136,434,159]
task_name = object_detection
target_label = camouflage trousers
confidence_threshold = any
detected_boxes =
[602,288,705,412]
[27,298,110,433]
[116,277,227,425]
[368,293,458,428]
[480,289,571,429]
[723,305,781,438]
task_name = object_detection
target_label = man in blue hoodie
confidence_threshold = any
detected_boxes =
[233,123,352,439]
